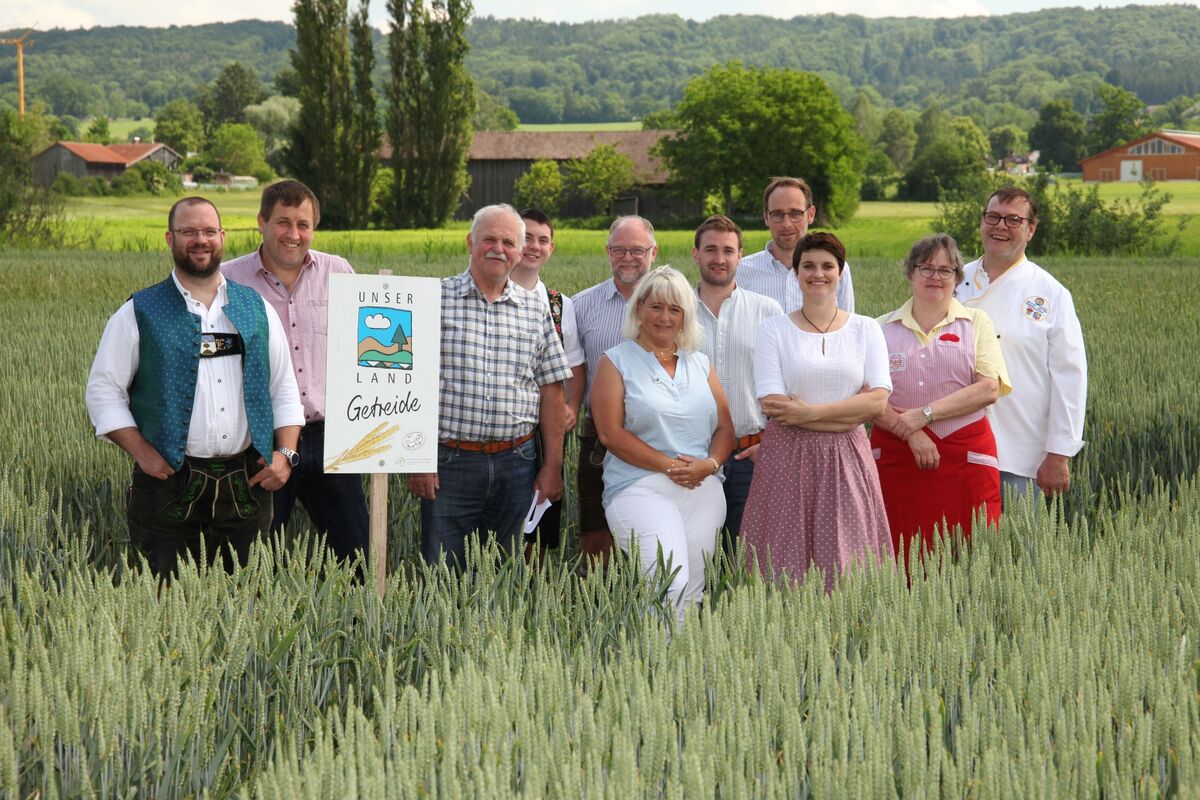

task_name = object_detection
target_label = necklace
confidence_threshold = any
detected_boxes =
[637,338,676,362]
[800,307,838,355]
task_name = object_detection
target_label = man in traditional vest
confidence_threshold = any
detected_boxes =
[86,197,305,578]
[510,207,586,560]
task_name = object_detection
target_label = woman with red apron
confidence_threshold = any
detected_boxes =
[871,234,1012,562]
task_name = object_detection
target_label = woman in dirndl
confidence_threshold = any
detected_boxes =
[871,233,1011,562]
[740,232,892,592]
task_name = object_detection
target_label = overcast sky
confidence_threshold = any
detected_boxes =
[2,0,1196,32]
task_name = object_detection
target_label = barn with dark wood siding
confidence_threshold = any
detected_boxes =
[386,130,696,221]
[29,141,183,188]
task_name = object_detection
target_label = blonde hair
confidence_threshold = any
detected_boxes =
[620,265,704,352]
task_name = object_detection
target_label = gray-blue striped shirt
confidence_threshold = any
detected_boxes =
[572,277,630,408]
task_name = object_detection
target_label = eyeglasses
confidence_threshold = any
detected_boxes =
[766,208,810,223]
[981,212,1030,228]
[172,227,223,239]
[607,245,651,258]
[915,265,958,280]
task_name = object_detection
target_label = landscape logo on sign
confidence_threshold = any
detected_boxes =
[358,307,414,369]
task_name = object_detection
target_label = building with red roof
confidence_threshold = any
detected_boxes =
[1081,129,1200,182]
[30,141,183,188]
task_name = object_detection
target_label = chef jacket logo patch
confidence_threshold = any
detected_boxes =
[1023,295,1049,321]
[889,352,906,372]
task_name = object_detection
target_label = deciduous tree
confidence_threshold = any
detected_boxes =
[656,61,865,224]
[513,159,563,216]
[154,99,205,155]
[566,144,634,213]
[988,123,1027,162]
[210,122,272,180]
[900,104,989,200]
[1087,83,1147,155]
[1029,99,1086,171]
[473,88,519,131]
[878,108,916,172]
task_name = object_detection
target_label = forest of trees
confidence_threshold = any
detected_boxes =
[6,7,1200,127]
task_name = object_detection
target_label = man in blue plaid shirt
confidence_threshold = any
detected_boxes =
[407,204,572,566]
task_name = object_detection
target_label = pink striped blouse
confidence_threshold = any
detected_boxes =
[878,299,1011,440]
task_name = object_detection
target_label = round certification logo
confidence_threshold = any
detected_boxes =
[1023,295,1049,322]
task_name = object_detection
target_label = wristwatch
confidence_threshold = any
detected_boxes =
[922,406,934,424]
[277,447,300,467]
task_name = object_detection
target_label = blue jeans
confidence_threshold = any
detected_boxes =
[273,422,369,561]
[1000,471,1038,501]
[721,454,755,547]
[421,437,539,567]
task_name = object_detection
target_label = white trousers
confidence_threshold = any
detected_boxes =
[604,472,725,623]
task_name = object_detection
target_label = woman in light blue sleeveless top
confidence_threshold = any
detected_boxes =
[590,266,735,624]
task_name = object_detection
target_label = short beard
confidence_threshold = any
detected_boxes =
[172,243,223,278]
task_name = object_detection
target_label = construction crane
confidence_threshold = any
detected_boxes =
[1,29,36,116]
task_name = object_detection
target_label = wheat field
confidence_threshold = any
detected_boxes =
[0,249,1197,797]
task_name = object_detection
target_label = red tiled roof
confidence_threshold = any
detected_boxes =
[37,141,180,166]
[1081,129,1200,163]
[108,143,163,162]
[55,141,129,165]
[1156,130,1200,149]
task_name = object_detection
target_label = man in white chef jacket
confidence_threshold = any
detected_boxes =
[957,186,1087,498]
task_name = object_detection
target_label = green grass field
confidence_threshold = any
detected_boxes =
[84,116,154,142]
[59,181,1200,259]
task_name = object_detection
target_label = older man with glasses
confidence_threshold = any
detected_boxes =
[737,176,855,313]
[957,186,1087,499]
[569,215,658,569]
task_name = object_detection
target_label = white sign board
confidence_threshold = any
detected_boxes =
[323,273,441,474]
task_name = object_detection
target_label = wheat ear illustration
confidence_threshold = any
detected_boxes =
[324,422,401,472]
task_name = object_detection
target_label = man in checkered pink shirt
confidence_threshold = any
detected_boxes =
[223,181,370,564]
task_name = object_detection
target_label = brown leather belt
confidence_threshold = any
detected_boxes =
[734,432,763,451]
[441,431,535,454]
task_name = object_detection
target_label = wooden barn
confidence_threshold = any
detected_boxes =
[458,130,697,220]
[1081,130,1200,182]
[30,141,183,188]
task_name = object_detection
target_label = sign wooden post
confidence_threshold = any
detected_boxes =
[370,269,392,600]
[323,270,441,599]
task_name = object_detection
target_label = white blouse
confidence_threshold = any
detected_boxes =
[755,313,892,404]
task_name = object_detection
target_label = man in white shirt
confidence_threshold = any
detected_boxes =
[512,207,586,556]
[85,197,305,578]
[693,215,783,547]
[737,176,854,313]
[957,186,1087,497]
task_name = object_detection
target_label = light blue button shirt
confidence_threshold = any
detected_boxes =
[601,339,719,505]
